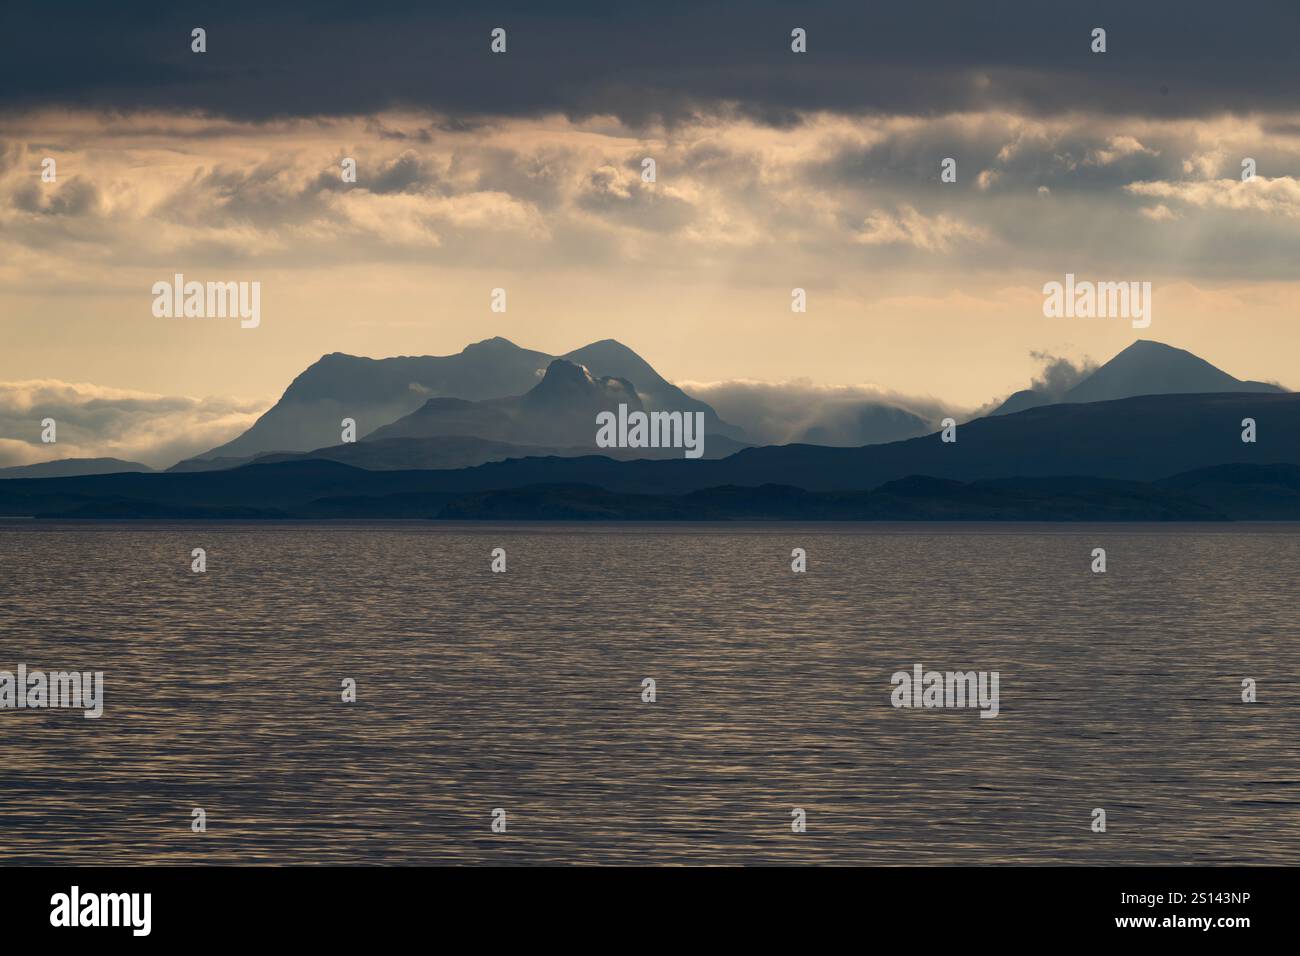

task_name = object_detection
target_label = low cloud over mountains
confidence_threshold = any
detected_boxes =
[679,379,948,446]
[0,379,264,469]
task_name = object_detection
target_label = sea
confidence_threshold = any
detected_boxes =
[1,521,1296,865]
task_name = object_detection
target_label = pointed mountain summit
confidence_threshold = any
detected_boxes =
[525,358,639,411]
[991,339,1285,415]
[184,337,744,466]
[562,339,743,440]
[1062,340,1283,403]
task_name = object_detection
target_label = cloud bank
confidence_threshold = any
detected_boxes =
[0,380,266,469]
[682,379,954,446]
[5,108,1300,292]
[3,1,1299,123]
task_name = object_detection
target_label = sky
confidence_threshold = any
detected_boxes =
[2,1,1298,467]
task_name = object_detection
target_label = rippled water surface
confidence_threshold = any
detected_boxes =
[1,521,1297,865]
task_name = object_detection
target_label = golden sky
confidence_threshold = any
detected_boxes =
[2,105,1298,466]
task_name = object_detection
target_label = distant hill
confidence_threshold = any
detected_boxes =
[167,455,262,473]
[796,403,932,446]
[356,390,1295,497]
[991,340,1285,415]
[1156,462,1300,520]
[174,435,747,475]
[0,457,152,479]
[435,476,1225,521]
[8,464,1285,521]
[185,337,745,464]
[992,388,1048,417]
[255,432,747,471]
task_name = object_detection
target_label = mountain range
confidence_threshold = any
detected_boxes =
[3,389,1297,519]
[182,337,744,469]
[158,336,1283,476]
[3,335,1296,521]
[169,354,747,473]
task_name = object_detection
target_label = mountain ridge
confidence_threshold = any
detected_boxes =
[990,340,1285,416]
[6,392,1299,518]
[0,457,153,480]
[190,336,747,464]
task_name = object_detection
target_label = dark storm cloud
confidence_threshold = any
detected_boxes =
[1,1,1297,124]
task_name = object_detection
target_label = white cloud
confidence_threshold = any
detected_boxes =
[1085,135,1157,166]
[1139,203,1179,221]
[0,379,267,469]
[1182,150,1225,179]
[682,378,956,446]
[854,204,989,252]
[5,108,1300,288]
[1126,176,1300,217]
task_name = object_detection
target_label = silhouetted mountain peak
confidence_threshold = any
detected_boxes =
[526,359,643,410]
[563,339,658,379]
[307,351,375,371]
[535,358,595,389]
[462,336,522,353]
[991,339,1285,416]
[569,338,640,360]
[1064,338,1283,404]
[1103,339,1213,370]
[1117,339,1212,358]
